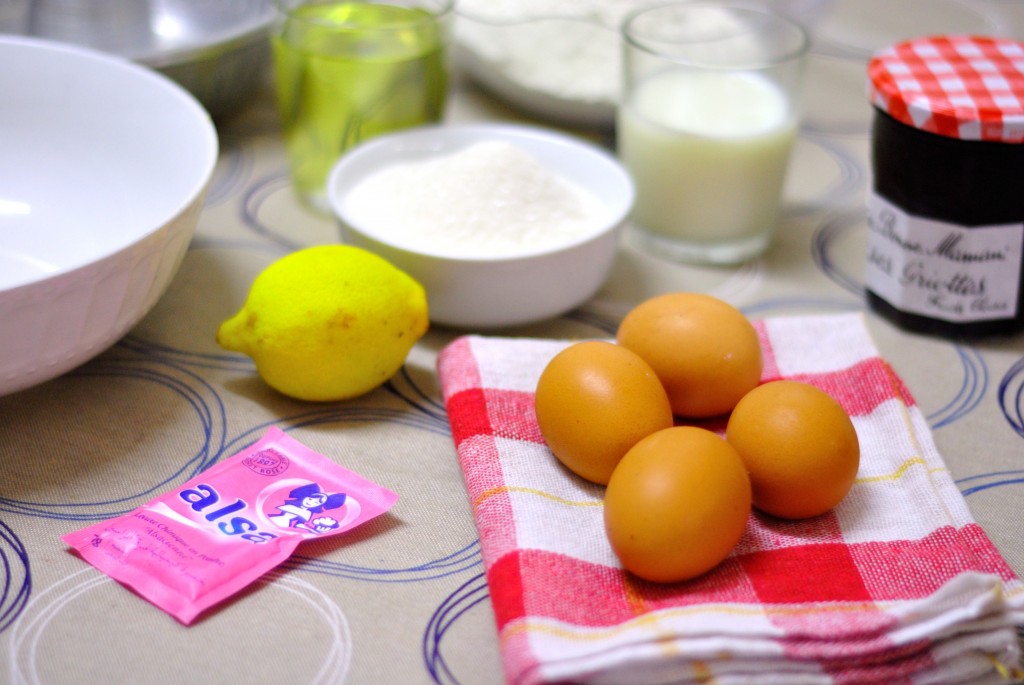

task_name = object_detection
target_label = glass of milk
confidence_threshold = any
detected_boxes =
[618,3,809,264]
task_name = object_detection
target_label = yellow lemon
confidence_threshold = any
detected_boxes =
[217,245,428,402]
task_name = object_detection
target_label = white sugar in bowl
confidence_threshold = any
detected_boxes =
[327,123,634,329]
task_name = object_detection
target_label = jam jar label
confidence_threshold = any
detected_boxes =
[866,194,1024,323]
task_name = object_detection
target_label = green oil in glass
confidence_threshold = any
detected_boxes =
[273,3,448,207]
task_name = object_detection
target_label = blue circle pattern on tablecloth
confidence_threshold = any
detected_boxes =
[422,572,491,685]
[0,519,30,635]
[0,357,225,521]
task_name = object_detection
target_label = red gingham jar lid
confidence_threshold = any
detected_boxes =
[868,35,1024,143]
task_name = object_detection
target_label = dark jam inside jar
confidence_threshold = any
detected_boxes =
[867,109,1024,339]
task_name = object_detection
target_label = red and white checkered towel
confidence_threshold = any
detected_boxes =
[437,313,1024,685]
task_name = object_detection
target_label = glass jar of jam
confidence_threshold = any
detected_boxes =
[865,35,1024,338]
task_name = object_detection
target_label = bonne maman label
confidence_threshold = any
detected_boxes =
[865,194,1024,323]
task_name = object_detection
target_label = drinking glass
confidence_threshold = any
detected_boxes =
[273,0,452,212]
[618,3,809,264]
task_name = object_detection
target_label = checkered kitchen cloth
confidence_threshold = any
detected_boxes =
[437,313,1024,685]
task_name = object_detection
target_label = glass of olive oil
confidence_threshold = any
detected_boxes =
[273,0,452,212]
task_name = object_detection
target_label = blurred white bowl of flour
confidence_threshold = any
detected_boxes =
[454,9,621,127]
[453,0,645,129]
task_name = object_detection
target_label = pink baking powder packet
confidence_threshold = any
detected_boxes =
[62,426,398,625]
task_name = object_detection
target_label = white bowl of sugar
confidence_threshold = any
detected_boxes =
[327,123,633,328]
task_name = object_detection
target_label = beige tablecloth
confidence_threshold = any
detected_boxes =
[2,2,1023,683]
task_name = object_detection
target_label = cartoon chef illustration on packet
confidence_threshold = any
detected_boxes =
[261,481,361,535]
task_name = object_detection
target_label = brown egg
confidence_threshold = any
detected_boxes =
[534,341,674,485]
[726,380,860,519]
[604,426,752,583]
[617,292,762,418]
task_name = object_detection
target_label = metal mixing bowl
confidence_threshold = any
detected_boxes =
[16,0,275,120]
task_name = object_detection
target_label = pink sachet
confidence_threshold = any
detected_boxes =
[62,426,398,625]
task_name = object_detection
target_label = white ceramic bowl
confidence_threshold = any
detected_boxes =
[327,123,633,329]
[0,36,218,397]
